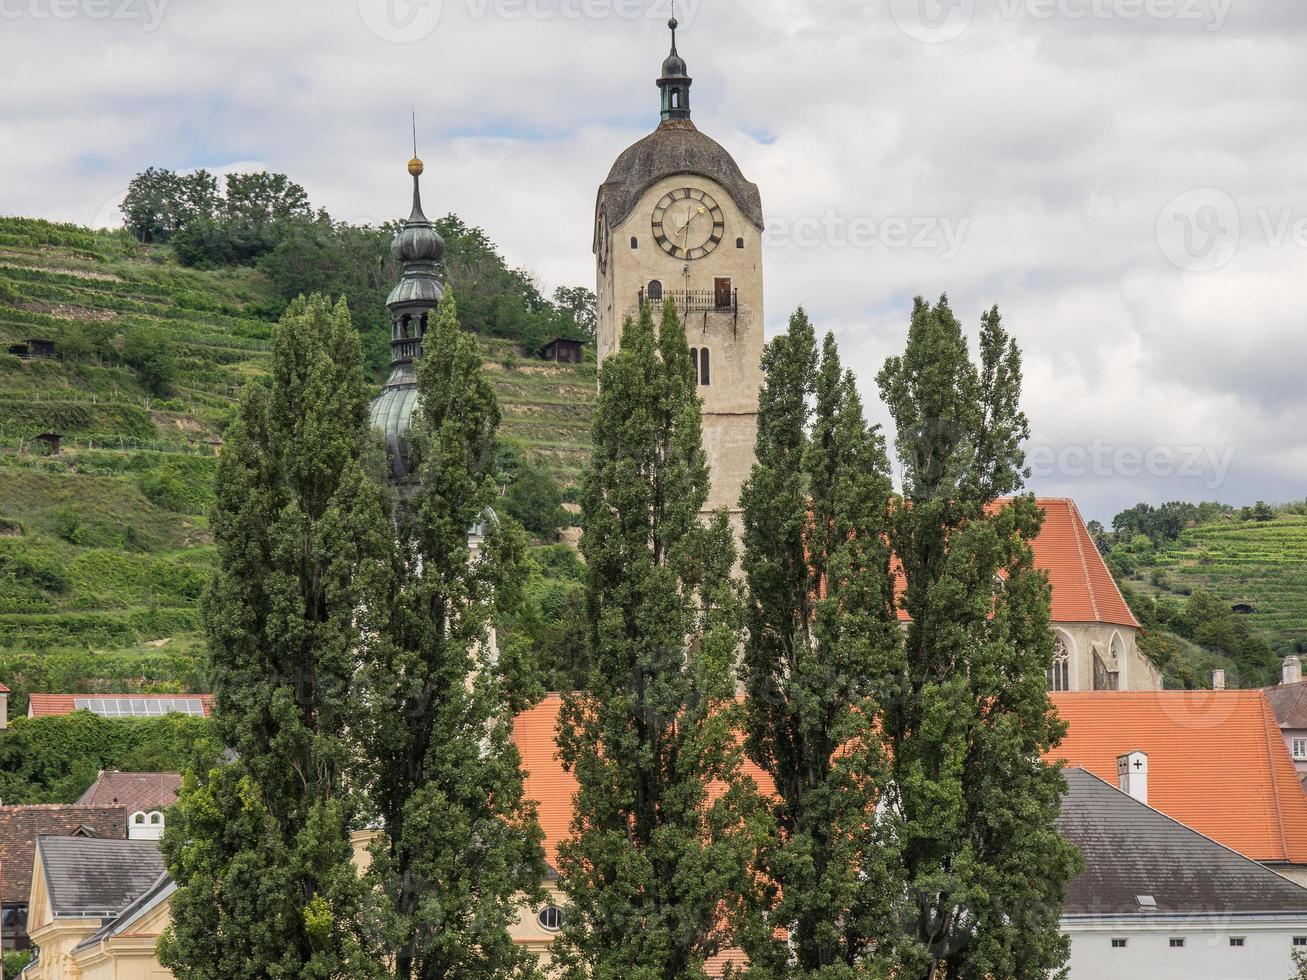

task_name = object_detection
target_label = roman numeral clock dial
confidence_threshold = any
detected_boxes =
[652,187,725,259]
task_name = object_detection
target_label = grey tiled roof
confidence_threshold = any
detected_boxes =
[596,118,764,241]
[71,873,174,953]
[37,836,166,916]
[1058,768,1307,917]
[0,805,125,905]
[1264,681,1307,730]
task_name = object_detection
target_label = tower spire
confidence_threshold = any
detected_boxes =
[657,8,692,122]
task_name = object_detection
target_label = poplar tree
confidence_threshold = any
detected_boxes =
[875,296,1080,980]
[738,311,904,978]
[160,295,387,980]
[357,290,547,980]
[555,300,756,980]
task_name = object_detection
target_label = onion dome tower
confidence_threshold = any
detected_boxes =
[370,155,445,480]
[657,15,691,122]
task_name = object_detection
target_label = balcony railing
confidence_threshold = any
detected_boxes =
[638,287,738,316]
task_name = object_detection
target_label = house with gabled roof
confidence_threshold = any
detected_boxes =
[21,836,169,980]
[1049,690,1307,884]
[1058,766,1307,979]
[0,805,125,951]
[77,772,182,841]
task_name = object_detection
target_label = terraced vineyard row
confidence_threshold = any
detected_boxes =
[1144,515,1307,655]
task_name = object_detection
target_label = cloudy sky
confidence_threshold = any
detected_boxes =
[2,0,1305,521]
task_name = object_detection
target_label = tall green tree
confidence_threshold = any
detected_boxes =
[875,296,1079,980]
[738,311,903,978]
[554,300,757,980]
[159,295,388,980]
[357,289,547,980]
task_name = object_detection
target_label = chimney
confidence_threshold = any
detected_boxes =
[1285,656,1303,686]
[1117,751,1149,804]
[1212,669,1226,690]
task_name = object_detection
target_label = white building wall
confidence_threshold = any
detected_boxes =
[1065,918,1307,980]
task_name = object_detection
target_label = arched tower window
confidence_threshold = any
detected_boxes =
[1048,633,1071,692]
[736,237,745,249]
[690,347,699,381]
[401,314,412,339]
[631,236,639,249]
[647,280,663,302]
[419,313,429,336]
[699,347,710,386]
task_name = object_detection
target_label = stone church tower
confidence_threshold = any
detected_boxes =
[593,17,765,519]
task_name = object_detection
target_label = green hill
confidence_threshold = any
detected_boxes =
[0,216,595,711]
[1126,513,1307,656]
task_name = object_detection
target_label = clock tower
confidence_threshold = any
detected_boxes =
[593,16,765,521]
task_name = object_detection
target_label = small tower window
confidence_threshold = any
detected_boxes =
[699,347,710,386]
[671,89,681,109]
[736,237,745,249]
[690,347,699,380]
[648,280,663,302]
[631,236,639,250]
[419,313,429,335]
[401,314,412,338]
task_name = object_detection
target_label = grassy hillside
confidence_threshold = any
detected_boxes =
[0,217,595,709]
[1121,514,1307,654]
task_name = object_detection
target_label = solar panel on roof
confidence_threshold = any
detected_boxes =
[71,696,205,718]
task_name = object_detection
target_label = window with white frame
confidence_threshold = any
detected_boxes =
[1293,738,1307,760]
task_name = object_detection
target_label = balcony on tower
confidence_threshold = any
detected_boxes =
[637,278,739,320]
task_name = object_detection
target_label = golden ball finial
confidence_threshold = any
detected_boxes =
[408,157,424,177]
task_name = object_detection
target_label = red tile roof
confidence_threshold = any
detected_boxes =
[520,690,1307,872]
[1048,691,1307,864]
[0,805,126,906]
[892,498,1137,628]
[26,694,213,718]
[76,772,182,814]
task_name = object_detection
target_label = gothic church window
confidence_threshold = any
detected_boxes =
[1048,633,1071,692]
[648,279,663,302]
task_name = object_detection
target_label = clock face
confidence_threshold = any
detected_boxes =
[652,187,725,260]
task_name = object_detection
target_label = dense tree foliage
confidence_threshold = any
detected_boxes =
[738,311,904,977]
[503,455,569,539]
[159,295,388,980]
[122,168,596,373]
[875,296,1079,980]
[555,300,758,980]
[356,289,547,980]
[0,712,219,804]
